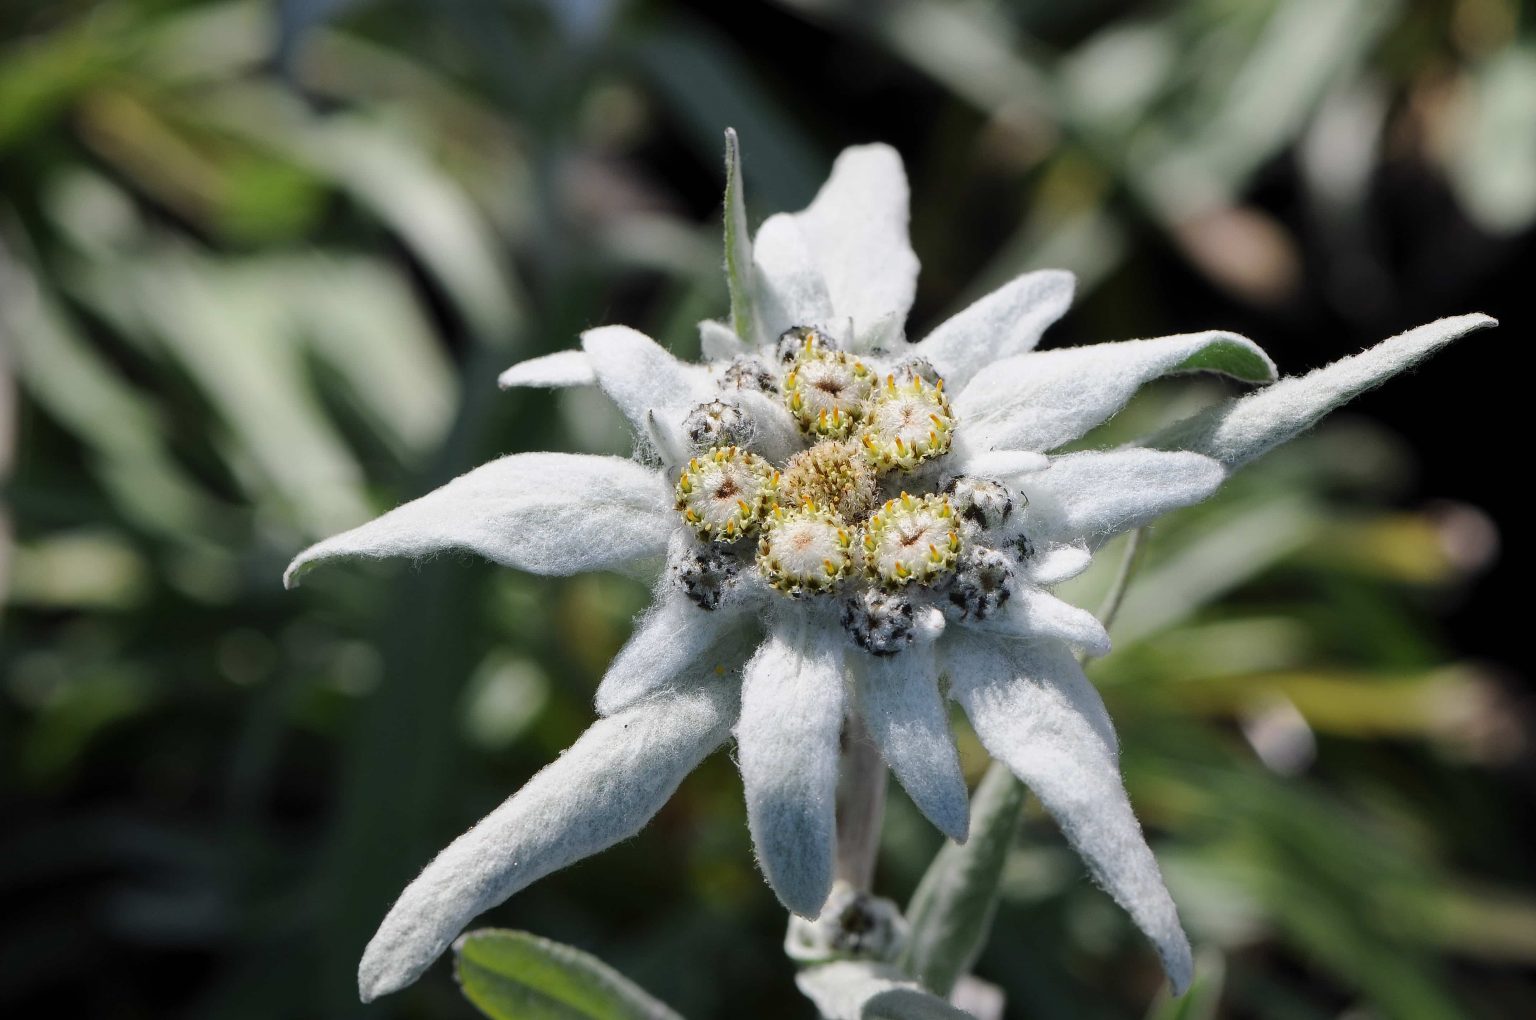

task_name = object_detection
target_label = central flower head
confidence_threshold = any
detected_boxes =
[779,441,878,522]
[673,325,999,644]
[781,328,874,439]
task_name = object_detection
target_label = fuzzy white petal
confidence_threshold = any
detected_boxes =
[952,443,1051,482]
[914,270,1075,388]
[356,681,738,1001]
[1024,449,1226,547]
[736,619,846,918]
[955,331,1276,454]
[1022,543,1094,586]
[797,961,972,1020]
[732,388,803,464]
[1153,313,1497,470]
[753,212,834,343]
[497,350,596,389]
[853,647,969,841]
[595,596,748,716]
[753,145,919,349]
[943,633,1191,993]
[283,453,670,588]
[580,325,714,436]
[958,587,1112,658]
[699,318,748,361]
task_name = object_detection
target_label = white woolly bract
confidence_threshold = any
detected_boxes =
[356,681,738,1002]
[581,325,715,439]
[955,330,1277,454]
[1154,313,1497,470]
[735,619,846,918]
[1022,544,1093,586]
[283,453,671,588]
[957,586,1113,658]
[1023,449,1227,548]
[497,349,597,389]
[942,632,1192,994]
[594,595,746,716]
[796,961,972,1020]
[912,269,1075,389]
[852,647,969,841]
[752,145,918,350]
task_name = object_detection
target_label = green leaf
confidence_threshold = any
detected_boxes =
[454,929,685,1020]
[722,127,757,343]
[1173,339,1277,384]
[899,761,1026,996]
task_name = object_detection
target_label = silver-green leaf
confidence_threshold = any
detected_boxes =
[455,929,684,1020]
[898,761,1026,997]
[723,127,758,343]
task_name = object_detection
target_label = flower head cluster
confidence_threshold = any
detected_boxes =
[284,130,1495,1004]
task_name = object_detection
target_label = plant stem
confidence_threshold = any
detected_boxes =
[1095,527,1145,629]
[835,705,887,892]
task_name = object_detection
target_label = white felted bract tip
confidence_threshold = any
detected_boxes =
[943,633,1193,993]
[752,144,919,349]
[356,681,739,1001]
[914,268,1076,388]
[854,649,970,841]
[580,325,713,435]
[1153,313,1497,471]
[497,349,596,389]
[955,330,1275,454]
[282,453,672,589]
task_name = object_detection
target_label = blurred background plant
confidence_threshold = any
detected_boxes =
[1,0,1531,1017]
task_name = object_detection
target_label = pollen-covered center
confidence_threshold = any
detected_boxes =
[756,504,855,595]
[780,441,878,523]
[860,373,954,471]
[675,446,777,542]
[863,493,960,588]
[672,326,1025,627]
[782,334,872,439]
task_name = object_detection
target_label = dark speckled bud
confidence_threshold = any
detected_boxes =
[840,589,915,655]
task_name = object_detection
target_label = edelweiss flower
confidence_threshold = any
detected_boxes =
[285,131,1495,1002]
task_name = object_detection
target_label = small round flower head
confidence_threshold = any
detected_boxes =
[947,476,1018,535]
[671,544,742,611]
[782,333,873,439]
[859,372,954,472]
[862,492,961,588]
[779,441,879,523]
[721,356,777,393]
[675,446,777,543]
[893,356,940,385]
[756,502,855,596]
[785,881,909,963]
[947,545,1013,620]
[840,588,915,656]
[775,325,835,363]
[684,399,753,450]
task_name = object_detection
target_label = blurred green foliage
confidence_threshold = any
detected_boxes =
[1,1,1531,1018]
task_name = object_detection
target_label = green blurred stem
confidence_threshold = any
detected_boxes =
[901,528,1146,994]
[1095,527,1145,626]
[836,706,888,892]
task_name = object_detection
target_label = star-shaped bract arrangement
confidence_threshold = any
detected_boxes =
[285,131,1495,1002]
